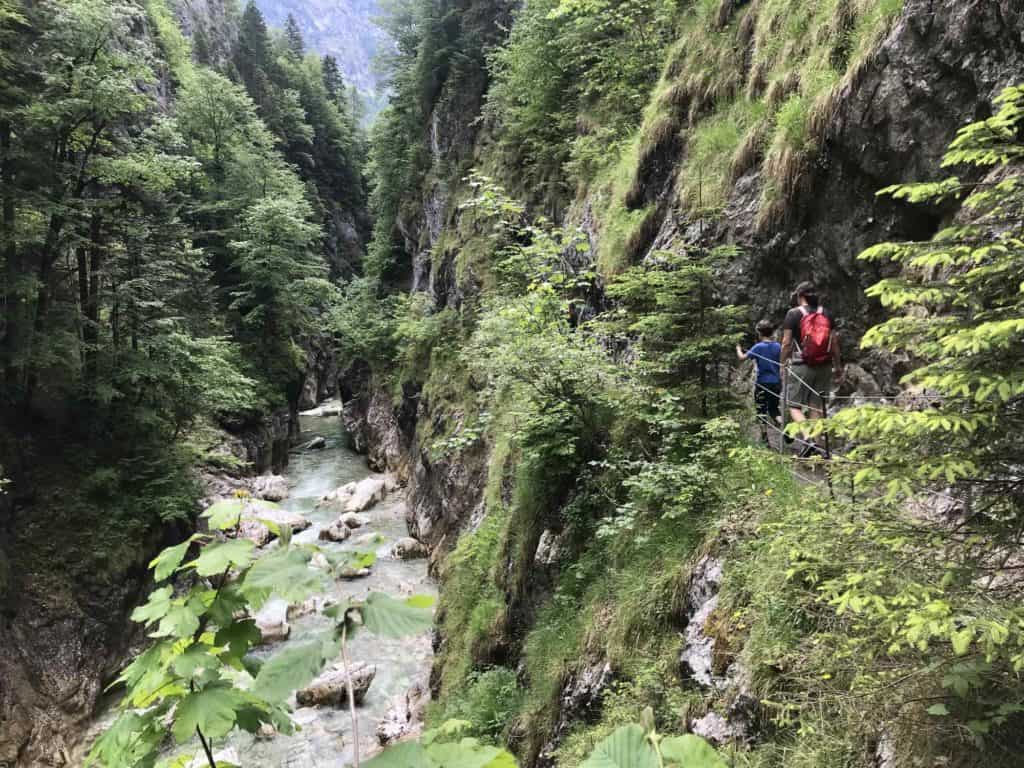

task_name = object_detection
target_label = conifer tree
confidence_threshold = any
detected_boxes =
[284,13,305,60]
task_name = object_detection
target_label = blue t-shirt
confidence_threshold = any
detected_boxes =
[748,341,781,385]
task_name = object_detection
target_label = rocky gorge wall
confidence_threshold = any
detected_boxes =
[343,0,1024,764]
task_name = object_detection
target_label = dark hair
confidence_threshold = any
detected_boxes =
[795,281,819,307]
[756,319,775,338]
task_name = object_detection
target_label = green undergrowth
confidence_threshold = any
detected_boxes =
[587,0,904,275]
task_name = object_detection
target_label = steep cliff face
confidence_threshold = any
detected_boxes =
[359,0,1024,566]
[649,0,1024,365]
[345,0,1024,764]
[253,0,387,113]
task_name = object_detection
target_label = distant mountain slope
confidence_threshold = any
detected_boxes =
[255,0,386,114]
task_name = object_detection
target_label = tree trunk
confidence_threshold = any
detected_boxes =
[1,118,24,397]
[84,212,102,385]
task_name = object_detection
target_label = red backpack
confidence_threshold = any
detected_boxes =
[799,307,833,366]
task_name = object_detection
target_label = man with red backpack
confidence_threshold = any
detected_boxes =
[780,281,844,457]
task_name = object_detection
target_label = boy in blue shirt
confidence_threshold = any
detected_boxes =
[736,320,782,445]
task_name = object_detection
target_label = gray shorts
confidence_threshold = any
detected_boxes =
[787,363,831,410]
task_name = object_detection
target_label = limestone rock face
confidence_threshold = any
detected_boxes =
[296,662,377,707]
[679,556,724,688]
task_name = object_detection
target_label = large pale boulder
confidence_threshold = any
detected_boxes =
[237,504,310,547]
[316,481,357,509]
[251,474,289,502]
[296,662,376,707]
[255,599,290,644]
[344,476,388,513]
[300,399,343,418]
[305,436,327,450]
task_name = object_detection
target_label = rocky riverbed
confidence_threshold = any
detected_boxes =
[223,412,435,767]
[73,412,435,767]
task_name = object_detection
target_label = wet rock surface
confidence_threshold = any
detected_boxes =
[391,537,428,560]
[255,599,291,644]
[296,662,377,708]
[376,679,430,745]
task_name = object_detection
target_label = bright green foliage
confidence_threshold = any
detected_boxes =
[251,633,341,702]
[89,522,436,767]
[764,84,1024,747]
[361,592,438,637]
[368,720,724,768]
[486,0,675,196]
[826,84,1024,496]
[89,530,321,766]
[599,246,746,416]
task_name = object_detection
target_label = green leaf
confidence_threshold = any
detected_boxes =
[252,635,337,703]
[363,741,428,768]
[85,708,167,768]
[580,725,659,768]
[151,537,195,581]
[215,619,261,665]
[202,499,246,530]
[952,628,973,656]
[426,741,513,768]
[171,681,249,743]
[149,593,207,638]
[171,643,222,681]
[239,547,325,610]
[190,539,255,576]
[131,586,174,627]
[928,703,950,716]
[360,592,435,638]
[659,734,728,768]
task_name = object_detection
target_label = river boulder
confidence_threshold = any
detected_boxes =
[319,521,352,542]
[238,504,311,547]
[339,511,370,529]
[305,435,327,450]
[251,474,289,502]
[255,599,290,644]
[288,596,336,620]
[344,475,388,513]
[391,537,428,560]
[296,662,376,707]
